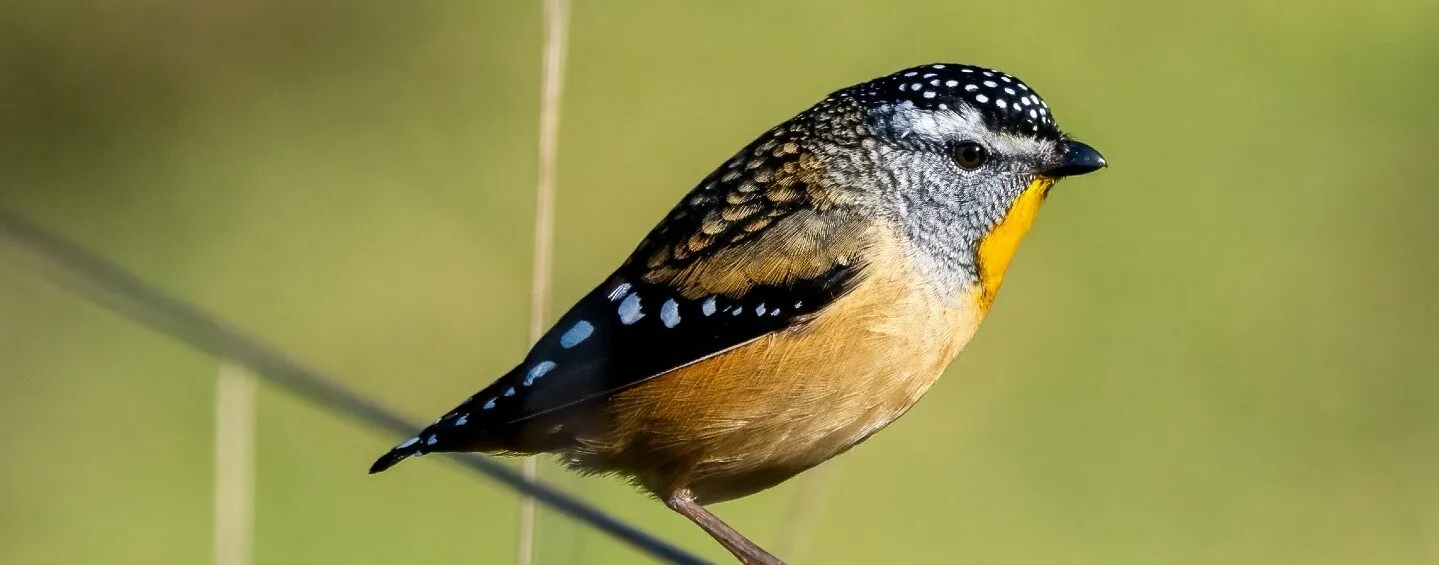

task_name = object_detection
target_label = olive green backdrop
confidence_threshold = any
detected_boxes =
[2,1,1436,564]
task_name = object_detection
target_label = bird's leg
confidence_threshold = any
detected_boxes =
[665,490,784,565]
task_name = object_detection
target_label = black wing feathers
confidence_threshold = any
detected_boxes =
[370,263,857,473]
[369,113,867,474]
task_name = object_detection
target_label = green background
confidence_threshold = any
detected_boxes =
[2,1,1436,564]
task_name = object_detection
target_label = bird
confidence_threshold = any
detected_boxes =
[369,62,1106,564]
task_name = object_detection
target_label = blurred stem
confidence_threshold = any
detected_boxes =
[520,1,570,565]
[773,463,841,564]
[215,362,256,565]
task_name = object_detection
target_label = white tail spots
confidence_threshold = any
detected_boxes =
[702,296,717,316]
[396,436,420,449]
[755,303,767,316]
[426,435,438,445]
[483,398,497,410]
[454,415,468,426]
[504,387,516,397]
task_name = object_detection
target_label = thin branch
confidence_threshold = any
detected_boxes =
[520,1,571,564]
[0,211,710,565]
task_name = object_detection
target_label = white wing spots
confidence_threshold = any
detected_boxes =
[756,303,768,316]
[618,292,644,325]
[607,283,632,301]
[961,68,974,73]
[922,91,936,99]
[904,71,918,77]
[975,94,989,103]
[945,80,959,87]
[454,415,468,426]
[982,71,994,77]
[964,84,979,92]
[983,80,997,88]
[559,320,594,348]
[996,99,1007,109]
[661,299,681,328]
[1004,87,1016,95]
[504,387,516,397]
[1030,109,1038,118]
[1001,76,1013,83]
[483,398,497,410]
[396,436,420,449]
[702,296,717,316]
[932,64,946,69]
[524,361,557,386]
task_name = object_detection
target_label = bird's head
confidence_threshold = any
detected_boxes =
[798,63,1107,305]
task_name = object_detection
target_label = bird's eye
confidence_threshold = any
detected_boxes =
[954,142,988,169]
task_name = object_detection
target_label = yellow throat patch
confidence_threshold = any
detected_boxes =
[976,177,1054,311]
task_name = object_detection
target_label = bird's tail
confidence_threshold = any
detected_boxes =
[369,435,425,474]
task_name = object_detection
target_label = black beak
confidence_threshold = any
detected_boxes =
[1045,140,1107,178]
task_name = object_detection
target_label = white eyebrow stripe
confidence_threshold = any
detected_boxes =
[888,104,989,144]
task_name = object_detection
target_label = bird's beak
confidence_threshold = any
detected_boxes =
[1044,140,1107,178]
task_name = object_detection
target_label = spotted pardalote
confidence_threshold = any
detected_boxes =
[370,62,1106,565]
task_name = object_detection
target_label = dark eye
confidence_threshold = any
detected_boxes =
[954,141,988,169]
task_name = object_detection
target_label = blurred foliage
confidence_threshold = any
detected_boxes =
[2,1,1437,564]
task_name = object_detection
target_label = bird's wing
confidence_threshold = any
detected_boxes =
[370,131,873,470]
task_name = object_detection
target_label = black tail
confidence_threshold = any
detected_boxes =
[369,435,424,474]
